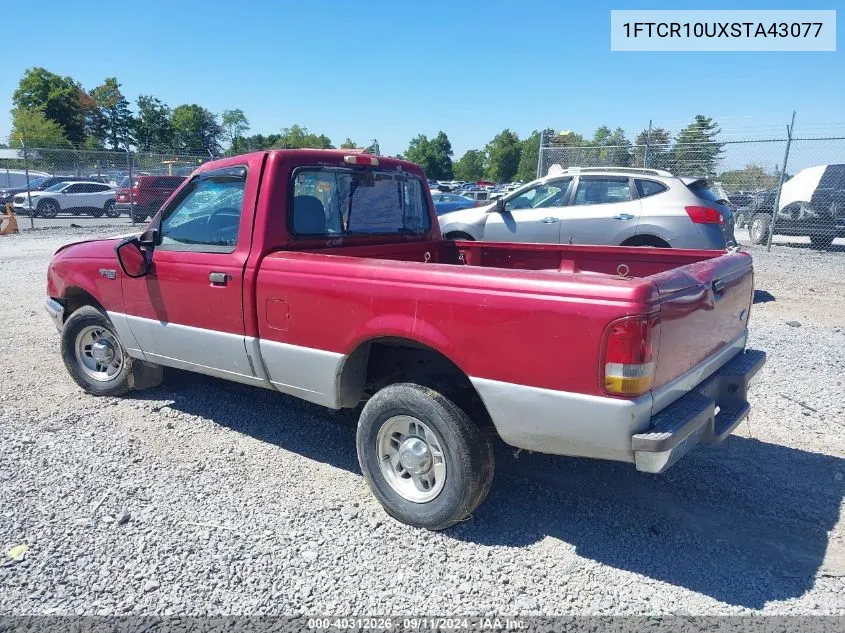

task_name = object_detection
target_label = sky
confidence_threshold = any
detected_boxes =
[1,0,842,159]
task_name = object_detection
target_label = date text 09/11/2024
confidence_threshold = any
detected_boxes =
[307,617,529,631]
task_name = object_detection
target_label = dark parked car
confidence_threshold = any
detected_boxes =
[0,175,105,206]
[735,190,776,229]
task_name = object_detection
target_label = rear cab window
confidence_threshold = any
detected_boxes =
[291,167,431,236]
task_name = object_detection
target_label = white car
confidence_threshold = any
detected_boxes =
[13,181,118,218]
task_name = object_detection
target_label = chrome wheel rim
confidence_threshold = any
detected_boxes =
[74,325,123,382]
[376,415,447,503]
[751,218,763,241]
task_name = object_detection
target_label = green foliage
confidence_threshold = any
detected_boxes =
[134,95,174,152]
[221,109,249,152]
[485,129,522,182]
[340,138,357,149]
[404,131,453,179]
[10,107,72,148]
[271,125,334,149]
[589,126,631,166]
[717,164,779,191]
[632,127,672,169]
[673,115,724,177]
[453,149,486,181]
[13,67,84,146]
[515,129,556,182]
[89,77,134,150]
[171,104,222,153]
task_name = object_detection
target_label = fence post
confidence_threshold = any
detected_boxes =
[536,129,545,179]
[766,111,796,251]
[21,136,34,230]
[126,148,135,226]
[643,119,652,169]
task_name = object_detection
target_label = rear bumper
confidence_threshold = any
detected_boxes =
[471,332,763,470]
[631,348,766,473]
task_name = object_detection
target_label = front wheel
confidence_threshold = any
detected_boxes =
[61,306,133,396]
[131,208,148,224]
[749,213,771,245]
[37,199,60,219]
[356,382,494,530]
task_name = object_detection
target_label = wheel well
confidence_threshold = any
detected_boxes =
[621,234,671,248]
[63,287,104,321]
[445,231,474,241]
[338,337,493,427]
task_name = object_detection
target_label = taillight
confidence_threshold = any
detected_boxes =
[685,205,724,224]
[601,314,660,396]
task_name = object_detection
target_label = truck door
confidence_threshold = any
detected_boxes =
[561,176,642,246]
[483,177,573,243]
[119,167,256,382]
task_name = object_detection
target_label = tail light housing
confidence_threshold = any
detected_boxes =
[685,205,724,224]
[601,313,660,396]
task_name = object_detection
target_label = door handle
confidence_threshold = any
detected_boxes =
[542,217,561,223]
[209,272,228,286]
[613,214,635,220]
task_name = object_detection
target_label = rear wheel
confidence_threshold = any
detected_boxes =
[131,208,148,224]
[809,234,835,249]
[749,213,771,245]
[61,306,133,396]
[356,382,494,530]
[90,208,104,218]
[104,200,120,218]
[620,235,670,248]
[36,199,60,219]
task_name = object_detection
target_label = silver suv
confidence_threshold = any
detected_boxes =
[438,167,735,249]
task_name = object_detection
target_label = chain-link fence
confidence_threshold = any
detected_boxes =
[538,128,845,251]
[0,147,215,228]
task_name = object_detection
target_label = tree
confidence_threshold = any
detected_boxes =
[134,95,174,152]
[80,90,107,149]
[171,104,222,153]
[516,128,555,182]
[673,115,724,177]
[340,138,357,149]
[485,129,522,182]
[12,68,84,146]
[404,133,452,179]
[717,164,778,191]
[453,149,486,182]
[271,125,333,149]
[89,77,134,150]
[589,126,631,166]
[221,109,249,153]
[10,107,72,148]
[632,126,671,169]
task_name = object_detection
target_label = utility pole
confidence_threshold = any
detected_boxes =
[643,119,652,169]
[19,132,34,230]
[766,111,796,251]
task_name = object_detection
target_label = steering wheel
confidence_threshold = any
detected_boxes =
[207,207,241,244]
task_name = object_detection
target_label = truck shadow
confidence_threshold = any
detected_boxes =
[134,370,844,610]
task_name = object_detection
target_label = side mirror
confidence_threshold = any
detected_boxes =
[115,238,149,278]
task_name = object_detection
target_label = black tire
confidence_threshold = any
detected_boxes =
[90,208,105,218]
[131,208,148,224]
[61,306,133,396]
[810,235,835,249]
[356,382,494,530]
[621,235,670,248]
[37,199,60,219]
[104,200,120,218]
[749,213,771,245]
[734,211,749,229]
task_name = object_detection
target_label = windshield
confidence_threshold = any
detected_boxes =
[44,182,69,192]
[23,177,47,189]
[292,168,431,236]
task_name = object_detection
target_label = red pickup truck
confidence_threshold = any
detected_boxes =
[45,150,765,530]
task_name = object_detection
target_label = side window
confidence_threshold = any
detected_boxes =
[65,184,84,194]
[635,179,668,198]
[505,178,572,211]
[573,177,632,205]
[159,169,246,253]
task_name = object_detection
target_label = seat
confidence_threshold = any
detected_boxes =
[293,195,327,235]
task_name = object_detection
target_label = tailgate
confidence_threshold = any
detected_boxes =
[649,251,754,390]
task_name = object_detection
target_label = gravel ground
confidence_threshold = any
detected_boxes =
[0,225,843,616]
